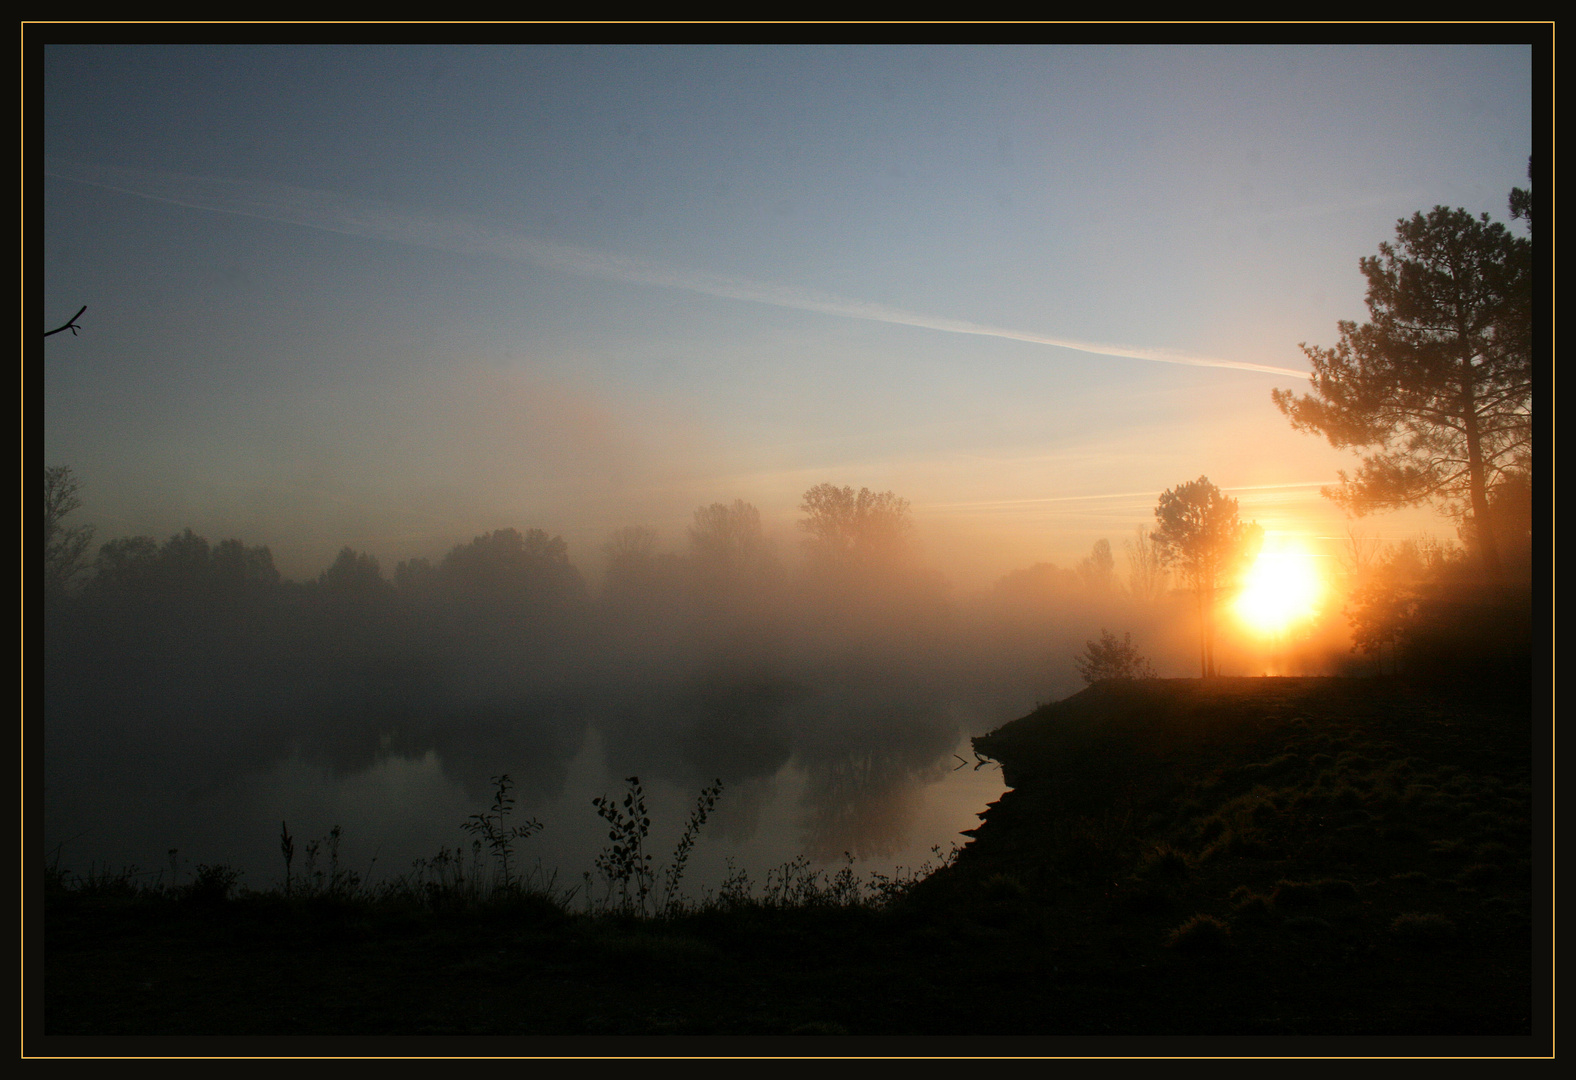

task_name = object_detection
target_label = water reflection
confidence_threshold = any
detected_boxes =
[43,711,998,898]
[40,560,1026,895]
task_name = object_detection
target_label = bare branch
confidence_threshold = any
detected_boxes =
[44,305,87,338]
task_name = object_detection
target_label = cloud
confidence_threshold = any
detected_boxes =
[48,159,1310,379]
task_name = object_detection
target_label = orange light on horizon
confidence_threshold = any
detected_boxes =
[1233,541,1326,638]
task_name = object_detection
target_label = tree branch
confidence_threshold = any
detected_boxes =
[44,305,88,338]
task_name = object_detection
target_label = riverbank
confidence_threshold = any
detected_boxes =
[34,676,1543,1050]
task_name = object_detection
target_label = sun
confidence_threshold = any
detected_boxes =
[1234,542,1325,637]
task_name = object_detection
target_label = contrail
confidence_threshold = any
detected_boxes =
[46,159,1310,379]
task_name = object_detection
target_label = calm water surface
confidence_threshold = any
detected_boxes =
[44,711,1008,901]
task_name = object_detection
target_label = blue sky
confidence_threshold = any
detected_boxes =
[38,43,1534,588]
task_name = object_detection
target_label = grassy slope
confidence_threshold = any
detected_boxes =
[37,676,1542,1046]
[950,677,1540,1036]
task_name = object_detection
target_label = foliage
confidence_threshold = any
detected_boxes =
[1344,576,1420,673]
[688,501,766,579]
[461,774,544,893]
[88,528,277,597]
[1457,467,1532,574]
[91,535,160,591]
[438,527,587,607]
[1124,525,1169,602]
[593,776,655,914]
[1509,155,1532,229]
[602,525,660,598]
[1338,533,1527,679]
[1347,538,1454,640]
[317,547,389,599]
[1076,539,1116,593]
[1272,205,1532,577]
[1152,477,1261,677]
[605,525,659,567]
[1338,537,1459,673]
[182,863,241,906]
[393,555,439,597]
[212,538,281,589]
[992,561,1079,606]
[1073,629,1156,685]
[44,466,95,596]
[798,483,913,571]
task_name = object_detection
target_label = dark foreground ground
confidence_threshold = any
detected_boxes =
[33,677,1547,1054]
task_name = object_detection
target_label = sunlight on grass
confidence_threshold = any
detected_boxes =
[1233,541,1325,637]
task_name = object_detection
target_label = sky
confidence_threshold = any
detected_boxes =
[37,42,1535,591]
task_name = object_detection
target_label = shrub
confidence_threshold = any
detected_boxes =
[593,777,654,914]
[182,863,240,906]
[1074,630,1157,684]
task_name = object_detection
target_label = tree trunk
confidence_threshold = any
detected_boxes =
[1461,385,1504,582]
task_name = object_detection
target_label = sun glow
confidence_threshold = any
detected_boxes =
[1234,542,1325,637]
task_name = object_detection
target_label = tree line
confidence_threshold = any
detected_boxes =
[45,471,1180,612]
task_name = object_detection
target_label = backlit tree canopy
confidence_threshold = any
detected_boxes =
[798,484,913,572]
[689,500,767,580]
[1152,477,1261,678]
[438,527,586,608]
[1272,205,1532,576]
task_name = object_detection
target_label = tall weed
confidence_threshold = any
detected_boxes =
[593,776,655,914]
[661,779,723,916]
[462,773,544,893]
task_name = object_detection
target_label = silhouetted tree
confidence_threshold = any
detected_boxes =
[1457,466,1532,575]
[1124,524,1169,603]
[798,483,912,572]
[1272,205,1532,579]
[318,546,388,598]
[1152,477,1261,678]
[212,538,280,591]
[1343,536,1457,676]
[688,501,765,580]
[1077,538,1116,593]
[91,535,158,592]
[601,525,663,605]
[992,561,1078,606]
[88,530,277,599]
[44,466,94,596]
[438,527,585,608]
[1509,155,1532,229]
[152,528,217,595]
[1074,629,1156,684]
[606,525,658,570]
[393,555,439,598]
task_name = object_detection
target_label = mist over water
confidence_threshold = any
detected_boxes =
[42,495,1360,896]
